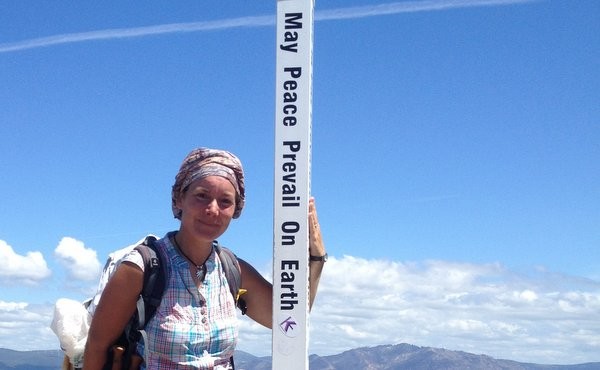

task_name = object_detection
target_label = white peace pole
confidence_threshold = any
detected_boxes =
[273,0,314,369]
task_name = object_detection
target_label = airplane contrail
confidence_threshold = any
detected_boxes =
[314,0,537,20]
[0,15,274,53]
[0,0,538,53]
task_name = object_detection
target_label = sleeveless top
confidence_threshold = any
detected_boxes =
[122,231,238,369]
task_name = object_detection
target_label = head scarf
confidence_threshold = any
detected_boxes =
[172,148,245,219]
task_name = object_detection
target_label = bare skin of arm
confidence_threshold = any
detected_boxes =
[239,258,273,328]
[83,262,143,370]
[307,198,326,308]
[240,197,326,329]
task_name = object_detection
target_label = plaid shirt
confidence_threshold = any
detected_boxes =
[124,232,238,369]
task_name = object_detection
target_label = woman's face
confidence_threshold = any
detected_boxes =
[176,175,237,243]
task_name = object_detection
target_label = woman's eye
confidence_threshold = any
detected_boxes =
[220,198,234,207]
[195,193,209,201]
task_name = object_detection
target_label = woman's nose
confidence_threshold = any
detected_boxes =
[206,199,219,215]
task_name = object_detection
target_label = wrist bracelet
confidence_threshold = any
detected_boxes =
[309,253,328,262]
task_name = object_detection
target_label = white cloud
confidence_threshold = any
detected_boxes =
[0,0,538,53]
[54,237,101,282]
[237,256,600,365]
[0,240,51,283]
[0,254,598,365]
[0,301,55,351]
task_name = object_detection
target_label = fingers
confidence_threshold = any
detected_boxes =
[308,198,319,226]
[308,198,325,256]
[308,198,320,238]
[130,354,143,370]
[112,346,125,370]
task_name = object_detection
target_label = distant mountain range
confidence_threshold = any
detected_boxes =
[1,343,599,370]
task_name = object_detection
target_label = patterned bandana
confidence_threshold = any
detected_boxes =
[172,148,245,219]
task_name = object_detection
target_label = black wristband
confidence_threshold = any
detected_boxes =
[309,253,328,262]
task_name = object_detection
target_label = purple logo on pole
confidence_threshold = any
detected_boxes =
[279,315,299,338]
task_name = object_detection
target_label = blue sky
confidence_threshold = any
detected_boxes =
[1,0,599,365]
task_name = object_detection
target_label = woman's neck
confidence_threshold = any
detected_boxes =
[173,230,213,266]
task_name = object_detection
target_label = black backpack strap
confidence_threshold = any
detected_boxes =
[135,235,165,326]
[214,241,246,315]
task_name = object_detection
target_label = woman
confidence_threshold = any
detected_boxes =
[83,148,326,369]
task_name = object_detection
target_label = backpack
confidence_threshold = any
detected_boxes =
[51,235,246,370]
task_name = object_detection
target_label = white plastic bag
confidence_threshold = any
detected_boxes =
[50,298,91,368]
